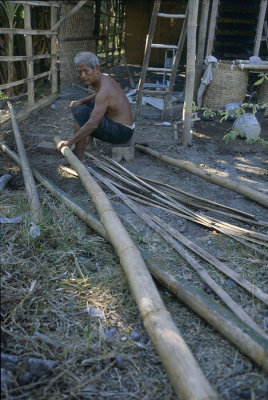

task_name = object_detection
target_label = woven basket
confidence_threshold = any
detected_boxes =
[202,62,248,111]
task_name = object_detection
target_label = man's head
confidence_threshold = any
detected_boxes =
[74,52,100,86]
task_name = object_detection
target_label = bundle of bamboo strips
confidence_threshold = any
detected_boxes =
[85,152,268,254]
[85,165,267,340]
[53,136,218,400]
[1,141,267,373]
[135,145,268,208]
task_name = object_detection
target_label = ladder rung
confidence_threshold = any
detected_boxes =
[147,67,172,72]
[141,89,170,96]
[151,44,178,49]
[157,13,185,19]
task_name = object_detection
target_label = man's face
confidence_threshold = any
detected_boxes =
[77,63,98,85]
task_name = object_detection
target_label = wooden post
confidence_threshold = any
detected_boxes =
[194,0,210,100]
[253,0,267,56]
[24,4,34,107]
[182,0,199,146]
[50,6,58,95]
[206,0,219,56]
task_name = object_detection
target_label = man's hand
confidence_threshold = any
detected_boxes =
[56,140,72,152]
[68,99,84,108]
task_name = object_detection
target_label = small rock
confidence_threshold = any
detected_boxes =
[120,336,127,341]
[233,363,245,374]
[1,368,14,389]
[104,328,116,337]
[114,355,126,369]
[27,358,57,377]
[225,279,237,289]
[84,306,104,319]
[18,372,33,385]
[1,353,19,369]
[50,104,56,109]
[129,331,140,341]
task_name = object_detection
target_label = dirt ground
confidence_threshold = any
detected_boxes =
[1,65,268,400]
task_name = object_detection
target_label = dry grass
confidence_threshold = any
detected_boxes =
[1,181,267,400]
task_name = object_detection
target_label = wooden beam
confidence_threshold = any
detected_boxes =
[6,1,60,6]
[206,0,219,56]
[0,28,56,35]
[0,69,58,91]
[253,0,268,56]
[24,4,34,107]
[0,54,58,61]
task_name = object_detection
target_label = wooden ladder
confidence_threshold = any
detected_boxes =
[134,0,188,121]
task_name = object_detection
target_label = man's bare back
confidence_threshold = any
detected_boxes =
[56,51,134,162]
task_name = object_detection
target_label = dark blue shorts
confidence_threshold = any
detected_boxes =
[71,101,134,145]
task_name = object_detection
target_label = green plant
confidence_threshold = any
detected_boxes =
[223,129,243,144]
[253,72,268,87]
[0,91,7,100]
[246,136,268,148]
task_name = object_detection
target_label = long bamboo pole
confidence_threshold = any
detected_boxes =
[85,166,267,339]
[24,4,34,107]
[0,140,108,241]
[135,145,268,208]
[144,255,268,374]
[0,173,12,192]
[182,0,199,146]
[1,141,268,373]
[54,136,218,400]
[194,0,210,100]
[7,102,42,224]
[253,0,268,56]
[206,0,219,56]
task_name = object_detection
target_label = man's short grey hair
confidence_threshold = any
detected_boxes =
[74,52,99,68]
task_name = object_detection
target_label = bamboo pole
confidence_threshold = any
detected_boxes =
[238,64,268,71]
[144,256,268,374]
[0,28,57,35]
[0,141,108,241]
[54,136,218,400]
[0,54,58,61]
[2,141,267,373]
[206,0,219,56]
[0,173,12,192]
[85,166,267,339]
[50,6,58,95]
[8,102,42,227]
[120,53,135,89]
[182,0,199,146]
[6,1,60,6]
[51,0,87,32]
[24,4,34,107]
[253,0,268,56]
[0,70,57,91]
[135,145,268,208]
[194,0,210,100]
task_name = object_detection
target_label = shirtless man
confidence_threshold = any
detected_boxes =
[57,52,134,162]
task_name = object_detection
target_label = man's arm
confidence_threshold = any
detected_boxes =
[68,92,109,146]
[68,93,96,108]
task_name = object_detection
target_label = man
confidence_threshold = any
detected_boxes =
[57,52,135,163]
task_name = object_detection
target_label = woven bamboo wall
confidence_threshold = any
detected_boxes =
[59,1,95,89]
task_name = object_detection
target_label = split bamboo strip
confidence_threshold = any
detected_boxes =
[8,102,42,223]
[0,54,58,62]
[0,174,12,192]
[54,136,218,400]
[85,165,267,339]
[148,213,268,305]
[126,194,267,257]
[3,141,267,372]
[182,0,199,145]
[96,155,268,244]
[144,255,268,373]
[0,141,108,241]
[135,145,268,208]
[50,6,58,95]
[6,1,60,6]
[0,28,57,35]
